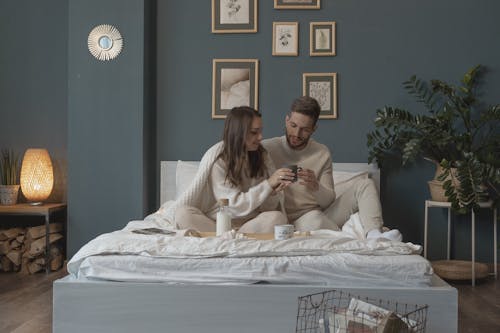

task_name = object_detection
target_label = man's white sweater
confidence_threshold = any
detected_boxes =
[262,136,336,221]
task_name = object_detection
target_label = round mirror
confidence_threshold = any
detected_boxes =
[88,24,123,61]
[98,36,113,50]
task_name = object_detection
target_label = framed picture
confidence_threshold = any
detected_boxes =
[303,73,337,119]
[212,0,258,33]
[310,22,336,56]
[274,0,320,10]
[212,59,259,119]
[272,22,299,56]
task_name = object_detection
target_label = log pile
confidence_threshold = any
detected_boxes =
[0,224,64,273]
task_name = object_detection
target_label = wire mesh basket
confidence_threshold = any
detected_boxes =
[296,289,428,333]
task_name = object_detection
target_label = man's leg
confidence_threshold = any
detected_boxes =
[324,178,383,233]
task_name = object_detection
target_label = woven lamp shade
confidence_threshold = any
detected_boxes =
[20,149,54,203]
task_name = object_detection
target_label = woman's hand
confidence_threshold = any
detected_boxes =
[272,181,288,194]
[267,168,294,190]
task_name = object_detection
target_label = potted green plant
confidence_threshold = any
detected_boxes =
[367,65,500,214]
[0,149,21,205]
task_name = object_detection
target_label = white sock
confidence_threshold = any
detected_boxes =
[366,228,403,242]
[366,229,382,239]
[382,229,403,242]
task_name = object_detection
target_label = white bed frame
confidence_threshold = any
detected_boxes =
[53,162,457,333]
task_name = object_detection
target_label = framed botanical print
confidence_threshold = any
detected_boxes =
[303,73,337,119]
[310,22,336,56]
[272,22,299,56]
[274,0,320,10]
[212,59,259,119]
[212,0,258,33]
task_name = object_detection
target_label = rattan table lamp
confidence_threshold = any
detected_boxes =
[20,148,54,205]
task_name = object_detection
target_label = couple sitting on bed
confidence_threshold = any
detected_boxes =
[174,96,402,241]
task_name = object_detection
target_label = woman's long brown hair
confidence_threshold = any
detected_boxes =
[219,106,267,187]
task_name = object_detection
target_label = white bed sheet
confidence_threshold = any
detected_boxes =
[67,212,432,287]
[67,214,433,287]
[74,252,432,287]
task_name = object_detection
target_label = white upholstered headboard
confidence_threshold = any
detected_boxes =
[160,161,380,205]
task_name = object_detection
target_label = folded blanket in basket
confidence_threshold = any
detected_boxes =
[328,298,412,333]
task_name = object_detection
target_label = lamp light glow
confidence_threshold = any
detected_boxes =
[20,148,54,205]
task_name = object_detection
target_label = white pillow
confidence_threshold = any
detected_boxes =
[333,171,369,197]
[175,161,200,199]
[175,161,369,199]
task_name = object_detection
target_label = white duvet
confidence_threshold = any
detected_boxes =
[67,213,432,286]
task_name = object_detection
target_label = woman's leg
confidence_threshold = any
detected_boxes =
[175,205,215,232]
[238,211,288,233]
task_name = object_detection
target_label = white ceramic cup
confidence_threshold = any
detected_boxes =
[274,224,294,240]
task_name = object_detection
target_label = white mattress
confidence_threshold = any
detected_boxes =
[73,253,432,287]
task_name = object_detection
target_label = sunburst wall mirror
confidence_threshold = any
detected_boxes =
[87,24,123,61]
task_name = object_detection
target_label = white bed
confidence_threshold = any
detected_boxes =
[53,161,457,333]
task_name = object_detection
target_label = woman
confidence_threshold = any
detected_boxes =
[175,106,293,233]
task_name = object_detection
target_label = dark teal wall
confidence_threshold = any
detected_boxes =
[157,0,500,262]
[67,0,155,256]
[0,0,68,202]
[1,1,498,262]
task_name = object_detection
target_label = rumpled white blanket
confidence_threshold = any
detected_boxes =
[67,213,422,274]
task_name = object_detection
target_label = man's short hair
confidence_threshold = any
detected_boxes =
[290,96,320,125]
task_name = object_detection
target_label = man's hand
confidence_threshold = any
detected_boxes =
[297,168,319,191]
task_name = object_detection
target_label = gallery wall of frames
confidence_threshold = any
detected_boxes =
[211,0,337,119]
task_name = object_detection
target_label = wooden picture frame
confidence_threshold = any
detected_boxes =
[303,73,337,119]
[212,59,259,119]
[272,22,299,56]
[310,22,336,56]
[274,0,320,10]
[212,0,258,33]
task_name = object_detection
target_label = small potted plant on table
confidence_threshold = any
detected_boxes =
[0,149,21,205]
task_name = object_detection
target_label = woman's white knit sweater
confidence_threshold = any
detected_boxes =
[165,141,282,226]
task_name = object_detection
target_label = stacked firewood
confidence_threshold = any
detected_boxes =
[0,224,64,274]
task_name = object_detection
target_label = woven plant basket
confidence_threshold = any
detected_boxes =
[0,185,20,205]
[428,164,461,202]
[432,260,489,281]
[428,180,449,202]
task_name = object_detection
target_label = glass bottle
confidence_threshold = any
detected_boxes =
[216,198,231,236]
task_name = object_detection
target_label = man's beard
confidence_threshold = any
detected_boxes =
[285,128,309,150]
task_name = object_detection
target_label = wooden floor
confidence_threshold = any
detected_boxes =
[0,268,498,333]
[0,267,67,333]
[454,277,500,333]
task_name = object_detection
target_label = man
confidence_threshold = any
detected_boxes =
[262,96,401,240]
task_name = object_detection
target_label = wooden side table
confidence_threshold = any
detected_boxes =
[0,203,67,273]
[424,200,497,286]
